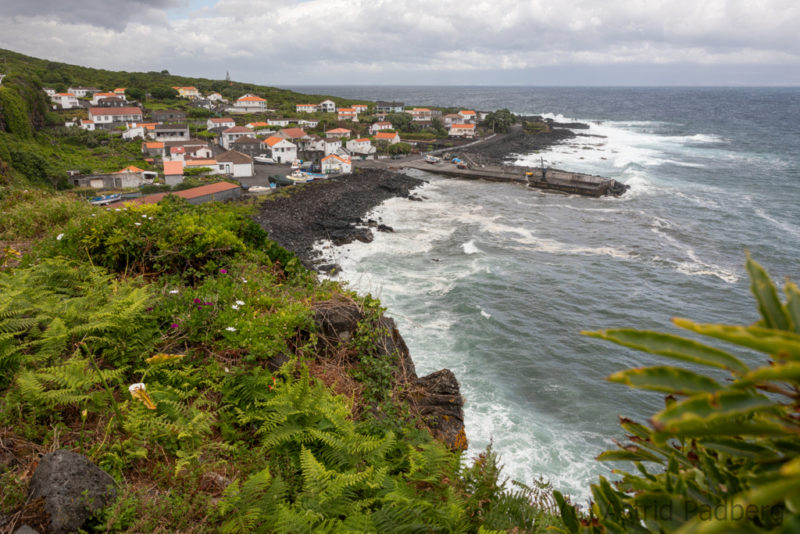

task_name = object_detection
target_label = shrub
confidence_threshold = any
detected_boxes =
[554,254,800,533]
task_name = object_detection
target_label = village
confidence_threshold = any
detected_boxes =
[40,83,492,201]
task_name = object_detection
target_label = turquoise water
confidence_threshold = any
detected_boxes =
[301,87,800,503]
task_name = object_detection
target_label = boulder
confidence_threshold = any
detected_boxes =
[27,449,117,534]
[310,298,466,450]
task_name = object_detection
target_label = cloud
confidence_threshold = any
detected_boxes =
[0,0,183,30]
[0,0,798,84]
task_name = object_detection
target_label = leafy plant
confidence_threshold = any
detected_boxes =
[554,254,800,533]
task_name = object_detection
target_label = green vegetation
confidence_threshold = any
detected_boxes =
[554,255,800,533]
[0,193,559,532]
[482,109,516,133]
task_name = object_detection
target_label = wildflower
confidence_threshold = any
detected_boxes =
[219,268,228,274]
[241,278,248,283]
[128,383,157,410]
[56,233,64,241]
[115,209,120,212]
[169,289,179,294]
[146,307,154,312]
[134,222,141,226]
[91,214,96,217]
[225,326,236,332]
[193,298,203,304]
[170,323,179,329]
[231,305,239,310]
[224,367,230,373]
[205,302,214,306]
[235,300,245,306]
[146,353,184,364]
[142,214,147,218]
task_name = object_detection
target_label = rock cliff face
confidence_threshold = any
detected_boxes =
[312,296,467,451]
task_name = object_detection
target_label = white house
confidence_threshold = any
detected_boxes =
[458,110,477,123]
[245,121,269,130]
[374,131,400,145]
[91,92,124,105]
[79,119,96,131]
[233,94,267,113]
[207,92,225,102]
[369,121,393,134]
[122,125,145,140]
[88,106,144,127]
[448,123,476,138]
[263,136,297,164]
[267,118,292,127]
[345,138,376,159]
[220,126,256,150]
[216,150,254,178]
[296,104,317,113]
[163,160,185,186]
[325,128,351,139]
[68,87,100,98]
[443,114,461,128]
[298,119,319,128]
[184,159,222,175]
[321,154,352,174]
[409,108,432,122]
[337,108,358,122]
[173,86,201,99]
[42,87,55,96]
[166,140,213,160]
[318,99,336,113]
[207,117,236,130]
[51,93,80,109]
[152,124,190,142]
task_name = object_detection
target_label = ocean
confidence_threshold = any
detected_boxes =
[288,86,800,503]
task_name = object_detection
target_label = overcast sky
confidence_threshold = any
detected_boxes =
[1,0,799,86]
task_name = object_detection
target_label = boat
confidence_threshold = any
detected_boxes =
[254,154,275,164]
[88,193,121,206]
[287,170,314,184]
[268,174,295,186]
[424,155,441,164]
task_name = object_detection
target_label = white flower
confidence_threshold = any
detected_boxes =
[148,216,154,220]
[91,214,96,217]
[235,300,245,306]
[225,326,236,332]
[134,222,141,226]
[56,233,64,241]
[115,209,120,212]
[142,214,147,219]
[241,278,248,283]
[169,289,179,294]
[231,305,239,310]
[128,382,146,393]
[224,367,230,373]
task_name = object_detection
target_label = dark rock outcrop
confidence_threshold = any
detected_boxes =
[252,169,424,270]
[311,297,466,451]
[26,449,117,534]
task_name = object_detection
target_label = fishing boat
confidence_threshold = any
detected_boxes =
[425,155,441,164]
[254,154,275,164]
[268,174,295,186]
[287,170,314,184]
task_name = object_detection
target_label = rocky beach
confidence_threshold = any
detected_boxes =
[252,169,425,270]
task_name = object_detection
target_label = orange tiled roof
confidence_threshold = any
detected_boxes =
[375,132,397,139]
[355,138,370,143]
[451,123,475,129]
[112,182,239,206]
[117,165,145,173]
[184,159,217,166]
[237,95,266,102]
[326,128,351,134]
[163,161,184,175]
[264,136,288,147]
[322,154,350,163]
[143,141,164,149]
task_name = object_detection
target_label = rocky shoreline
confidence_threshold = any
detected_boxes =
[252,169,425,270]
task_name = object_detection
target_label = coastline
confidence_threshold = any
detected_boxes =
[252,169,425,270]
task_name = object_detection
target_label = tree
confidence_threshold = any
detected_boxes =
[150,86,179,100]
[126,87,145,101]
[386,112,415,133]
[482,109,516,133]
[431,117,448,137]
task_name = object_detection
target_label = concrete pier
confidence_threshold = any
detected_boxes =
[394,158,628,197]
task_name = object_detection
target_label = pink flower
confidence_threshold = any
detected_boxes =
[205,302,213,306]
[219,268,228,274]
[170,323,179,329]
[193,298,203,304]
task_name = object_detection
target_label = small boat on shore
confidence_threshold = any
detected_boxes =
[425,155,441,164]
[287,170,314,184]
[89,193,121,206]
[254,154,275,164]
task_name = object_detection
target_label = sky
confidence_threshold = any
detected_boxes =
[1,0,799,86]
